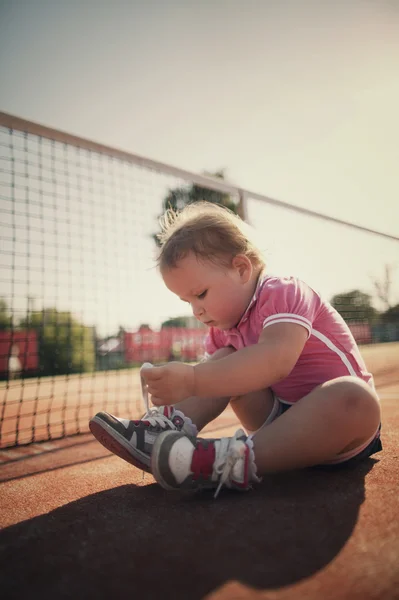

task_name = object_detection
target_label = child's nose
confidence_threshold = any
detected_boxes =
[192,302,204,318]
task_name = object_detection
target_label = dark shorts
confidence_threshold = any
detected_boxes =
[279,402,383,470]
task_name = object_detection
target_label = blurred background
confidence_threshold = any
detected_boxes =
[0,0,398,446]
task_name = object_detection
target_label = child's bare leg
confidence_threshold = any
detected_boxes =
[173,348,274,432]
[172,347,234,431]
[252,376,381,473]
[174,393,230,432]
[229,389,275,432]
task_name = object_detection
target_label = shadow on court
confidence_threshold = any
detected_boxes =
[0,460,376,600]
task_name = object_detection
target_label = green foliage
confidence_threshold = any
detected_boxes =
[380,303,399,323]
[153,170,240,247]
[19,309,95,376]
[0,299,12,330]
[330,290,379,323]
[161,316,190,328]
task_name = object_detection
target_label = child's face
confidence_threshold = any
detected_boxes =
[161,252,254,330]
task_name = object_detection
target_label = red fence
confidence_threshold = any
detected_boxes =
[0,330,38,377]
[348,323,372,345]
[123,322,373,365]
[0,322,376,379]
[124,328,207,363]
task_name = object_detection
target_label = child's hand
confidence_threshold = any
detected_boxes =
[141,362,195,404]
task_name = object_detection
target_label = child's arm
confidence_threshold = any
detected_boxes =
[142,323,308,403]
[193,322,307,397]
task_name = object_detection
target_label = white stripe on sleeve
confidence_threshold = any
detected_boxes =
[311,329,357,376]
[263,314,312,338]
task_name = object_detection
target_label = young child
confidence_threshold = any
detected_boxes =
[90,202,382,498]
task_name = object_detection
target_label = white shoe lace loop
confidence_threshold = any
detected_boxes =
[139,362,176,430]
[140,362,153,414]
[213,430,247,499]
[141,407,176,430]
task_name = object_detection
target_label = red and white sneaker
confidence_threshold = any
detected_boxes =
[89,362,197,472]
[89,405,197,473]
[151,429,260,498]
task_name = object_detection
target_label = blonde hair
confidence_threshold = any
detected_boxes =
[156,201,265,272]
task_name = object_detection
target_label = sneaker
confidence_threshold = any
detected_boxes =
[89,405,198,473]
[151,428,260,498]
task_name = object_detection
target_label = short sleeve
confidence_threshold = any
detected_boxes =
[257,277,320,339]
[204,327,228,359]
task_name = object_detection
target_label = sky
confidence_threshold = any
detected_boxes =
[0,0,398,334]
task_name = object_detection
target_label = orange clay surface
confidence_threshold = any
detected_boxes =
[0,342,398,599]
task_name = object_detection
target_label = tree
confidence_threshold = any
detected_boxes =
[380,303,399,323]
[0,299,11,330]
[371,264,396,310]
[330,290,379,323]
[19,308,95,376]
[153,170,243,247]
[161,316,190,328]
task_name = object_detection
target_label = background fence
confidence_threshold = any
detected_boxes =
[1,112,398,448]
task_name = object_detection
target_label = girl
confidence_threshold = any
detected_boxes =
[90,202,381,497]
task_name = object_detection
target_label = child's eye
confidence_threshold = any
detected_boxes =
[197,290,207,299]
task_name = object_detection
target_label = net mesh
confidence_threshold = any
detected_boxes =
[0,117,398,448]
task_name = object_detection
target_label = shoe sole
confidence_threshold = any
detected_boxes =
[89,415,151,473]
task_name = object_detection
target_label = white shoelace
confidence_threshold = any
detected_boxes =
[140,362,152,414]
[139,362,176,429]
[213,430,248,499]
[141,407,176,429]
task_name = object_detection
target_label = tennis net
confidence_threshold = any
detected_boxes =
[1,112,398,448]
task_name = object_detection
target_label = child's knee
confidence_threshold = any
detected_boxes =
[325,377,380,425]
[346,380,380,424]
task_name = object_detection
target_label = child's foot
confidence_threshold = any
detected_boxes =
[89,406,197,472]
[151,429,260,497]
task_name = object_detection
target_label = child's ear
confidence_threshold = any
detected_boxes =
[232,254,252,283]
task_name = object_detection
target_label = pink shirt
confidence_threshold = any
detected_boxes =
[205,275,374,403]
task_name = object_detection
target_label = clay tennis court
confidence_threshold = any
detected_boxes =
[1,342,398,600]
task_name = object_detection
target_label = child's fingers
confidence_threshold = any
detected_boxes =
[147,379,161,393]
[150,395,163,406]
[147,381,156,393]
[141,365,163,381]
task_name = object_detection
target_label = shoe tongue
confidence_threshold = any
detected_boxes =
[161,405,174,418]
